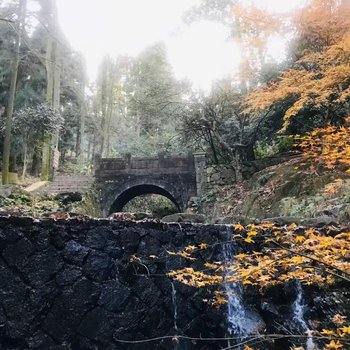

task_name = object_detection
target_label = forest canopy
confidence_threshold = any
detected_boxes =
[0,0,349,182]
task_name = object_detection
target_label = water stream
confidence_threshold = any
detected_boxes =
[171,282,178,331]
[222,239,248,338]
[292,281,317,350]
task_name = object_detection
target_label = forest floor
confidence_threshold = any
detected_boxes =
[0,185,100,218]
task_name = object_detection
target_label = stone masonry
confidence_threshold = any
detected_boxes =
[0,217,348,350]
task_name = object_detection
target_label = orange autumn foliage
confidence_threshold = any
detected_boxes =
[245,1,350,130]
[168,223,350,290]
[295,119,350,173]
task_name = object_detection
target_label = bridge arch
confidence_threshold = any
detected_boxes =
[109,183,181,215]
[104,178,185,216]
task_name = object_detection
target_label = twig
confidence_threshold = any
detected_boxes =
[271,240,350,283]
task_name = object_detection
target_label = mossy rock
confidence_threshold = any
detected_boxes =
[8,172,18,184]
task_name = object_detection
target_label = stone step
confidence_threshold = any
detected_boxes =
[44,175,94,194]
[53,176,93,181]
[50,183,93,187]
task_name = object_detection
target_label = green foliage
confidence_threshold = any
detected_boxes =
[11,104,63,136]
[59,159,93,175]
[254,136,294,159]
[277,135,294,153]
[92,44,189,158]
[68,189,102,217]
[0,187,101,218]
[254,140,279,159]
[124,194,178,219]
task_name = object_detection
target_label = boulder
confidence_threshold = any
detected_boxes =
[161,213,206,223]
[108,212,136,221]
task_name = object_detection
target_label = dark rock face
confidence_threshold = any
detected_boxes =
[0,218,229,350]
[0,218,347,350]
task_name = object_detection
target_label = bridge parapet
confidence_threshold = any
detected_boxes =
[94,154,195,177]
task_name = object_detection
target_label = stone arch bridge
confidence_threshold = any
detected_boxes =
[94,154,206,216]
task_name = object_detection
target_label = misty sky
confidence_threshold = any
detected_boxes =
[56,0,306,89]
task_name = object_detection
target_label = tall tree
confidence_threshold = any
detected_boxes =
[245,0,350,133]
[92,44,188,158]
[2,0,26,184]
[40,0,60,180]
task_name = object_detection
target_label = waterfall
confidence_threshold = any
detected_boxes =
[222,239,248,338]
[171,282,178,331]
[292,281,317,350]
[222,226,266,347]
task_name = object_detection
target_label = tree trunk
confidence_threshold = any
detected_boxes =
[76,97,86,165]
[87,134,92,162]
[2,0,26,184]
[42,0,59,181]
[22,143,28,180]
[31,143,41,177]
[233,149,243,182]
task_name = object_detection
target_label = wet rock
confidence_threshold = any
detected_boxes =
[62,240,90,265]
[261,301,280,316]
[22,247,63,287]
[86,226,109,249]
[83,250,114,281]
[2,238,34,269]
[77,307,118,344]
[55,192,83,205]
[120,230,140,251]
[132,212,153,220]
[42,278,99,343]
[0,305,7,338]
[98,280,130,312]
[27,331,56,349]
[56,266,82,287]
[0,217,348,350]
[161,213,206,223]
[241,308,266,335]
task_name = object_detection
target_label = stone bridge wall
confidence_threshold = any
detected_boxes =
[95,154,195,177]
[0,217,228,350]
[0,218,346,350]
[94,154,206,216]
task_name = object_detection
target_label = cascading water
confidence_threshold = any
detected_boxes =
[292,281,317,350]
[171,282,179,331]
[222,238,248,338]
[222,226,266,348]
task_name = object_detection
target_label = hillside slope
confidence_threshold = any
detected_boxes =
[202,157,350,224]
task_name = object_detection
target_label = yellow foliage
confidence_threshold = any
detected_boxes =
[325,340,343,349]
[199,243,208,250]
[339,326,350,334]
[233,223,245,231]
[321,329,337,336]
[245,1,350,130]
[166,220,350,349]
[243,346,254,350]
[295,122,350,173]
[244,236,255,244]
[332,314,347,325]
